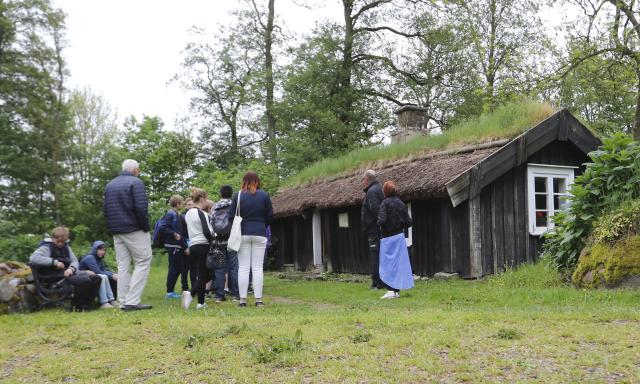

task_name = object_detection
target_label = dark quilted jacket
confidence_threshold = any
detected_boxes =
[103,171,150,234]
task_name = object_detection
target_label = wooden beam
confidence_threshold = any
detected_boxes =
[468,196,483,278]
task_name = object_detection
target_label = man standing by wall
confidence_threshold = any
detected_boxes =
[103,159,153,311]
[361,169,384,289]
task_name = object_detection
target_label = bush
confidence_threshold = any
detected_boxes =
[543,134,640,272]
[0,234,41,262]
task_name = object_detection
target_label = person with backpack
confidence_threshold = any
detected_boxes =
[156,195,189,299]
[228,172,273,307]
[211,185,239,303]
[29,227,102,311]
[182,188,214,310]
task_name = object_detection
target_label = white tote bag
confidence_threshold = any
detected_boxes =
[227,191,242,252]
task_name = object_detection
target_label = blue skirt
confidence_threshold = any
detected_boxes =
[379,233,414,290]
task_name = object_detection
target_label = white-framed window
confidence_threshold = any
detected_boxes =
[338,212,349,228]
[527,164,576,236]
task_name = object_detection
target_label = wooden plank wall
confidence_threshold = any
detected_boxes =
[270,216,314,271]
[323,207,370,274]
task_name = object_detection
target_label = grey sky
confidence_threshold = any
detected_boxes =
[53,0,341,131]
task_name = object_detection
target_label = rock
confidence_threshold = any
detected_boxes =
[573,235,640,288]
[0,278,16,302]
[433,272,459,280]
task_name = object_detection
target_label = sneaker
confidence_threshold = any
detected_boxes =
[238,302,247,308]
[182,291,193,310]
[215,296,226,303]
[165,292,181,299]
[255,301,265,307]
[99,303,114,309]
[394,292,400,298]
[232,296,240,302]
[196,303,207,310]
[380,290,398,299]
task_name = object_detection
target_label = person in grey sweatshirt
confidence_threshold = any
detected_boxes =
[30,227,101,310]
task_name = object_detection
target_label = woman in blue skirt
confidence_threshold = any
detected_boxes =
[377,180,413,299]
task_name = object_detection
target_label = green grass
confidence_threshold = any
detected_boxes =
[284,100,556,187]
[1,260,639,383]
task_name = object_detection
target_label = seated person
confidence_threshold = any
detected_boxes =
[80,241,118,309]
[30,227,102,310]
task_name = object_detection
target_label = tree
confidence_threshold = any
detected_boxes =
[121,116,197,204]
[557,0,640,139]
[0,0,71,233]
[175,24,264,169]
[448,0,548,111]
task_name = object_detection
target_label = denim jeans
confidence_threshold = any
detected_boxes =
[165,246,188,293]
[226,249,239,298]
[97,274,115,304]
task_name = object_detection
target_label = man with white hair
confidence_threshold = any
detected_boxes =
[103,159,153,311]
[361,169,385,289]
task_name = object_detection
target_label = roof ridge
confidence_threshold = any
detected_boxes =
[278,139,509,192]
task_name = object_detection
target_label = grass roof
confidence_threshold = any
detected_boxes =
[283,100,556,187]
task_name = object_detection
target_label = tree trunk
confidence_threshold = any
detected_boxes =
[340,0,354,127]
[265,0,277,170]
[484,0,497,112]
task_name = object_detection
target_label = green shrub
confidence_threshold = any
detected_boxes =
[0,234,41,262]
[590,200,640,245]
[543,133,640,271]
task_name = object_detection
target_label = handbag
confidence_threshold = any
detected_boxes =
[227,191,243,252]
[206,243,227,270]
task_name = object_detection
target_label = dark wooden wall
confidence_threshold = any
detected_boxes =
[271,215,313,271]
[476,141,589,275]
[273,141,591,277]
[321,207,370,274]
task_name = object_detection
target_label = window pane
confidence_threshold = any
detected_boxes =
[554,196,568,210]
[535,194,547,210]
[536,211,548,227]
[553,178,566,194]
[535,177,546,193]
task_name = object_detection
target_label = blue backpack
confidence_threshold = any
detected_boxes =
[152,211,178,248]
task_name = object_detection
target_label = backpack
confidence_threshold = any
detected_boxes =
[152,211,178,248]
[212,202,232,237]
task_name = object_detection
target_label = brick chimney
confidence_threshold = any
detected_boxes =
[391,104,428,144]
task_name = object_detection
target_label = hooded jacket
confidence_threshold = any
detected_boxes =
[159,209,188,248]
[79,240,114,278]
[29,235,79,273]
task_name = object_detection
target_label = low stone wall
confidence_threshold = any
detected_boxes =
[0,261,39,314]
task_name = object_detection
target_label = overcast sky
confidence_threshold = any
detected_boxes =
[53,0,342,131]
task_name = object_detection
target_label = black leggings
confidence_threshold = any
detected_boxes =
[189,244,210,305]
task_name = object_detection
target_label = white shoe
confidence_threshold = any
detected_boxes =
[196,303,207,310]
[99,303,114,309]
[380,290,398,299]
[182,291,193,310]
[394,292,400,298]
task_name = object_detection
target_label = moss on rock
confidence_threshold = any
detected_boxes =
[573,235,640,288]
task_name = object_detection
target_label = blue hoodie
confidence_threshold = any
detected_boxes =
[79,240,113,278]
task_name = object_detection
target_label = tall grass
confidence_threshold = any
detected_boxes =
[284,100,556,187]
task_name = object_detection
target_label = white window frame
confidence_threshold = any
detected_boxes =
[405,203,413,247]
[527,164,576,236]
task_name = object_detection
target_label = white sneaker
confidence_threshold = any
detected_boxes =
[196,303,207,310]
[99,303,114,309]
[182,291,193,310]
[380,290,398,299]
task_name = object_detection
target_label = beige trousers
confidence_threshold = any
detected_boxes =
[113,230,152,306]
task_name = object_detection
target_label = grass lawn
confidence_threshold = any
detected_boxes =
[1,259,639,383]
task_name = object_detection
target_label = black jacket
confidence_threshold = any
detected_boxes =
[103,171,150,234]
[361,180,384,235]
[377,196,412,238]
